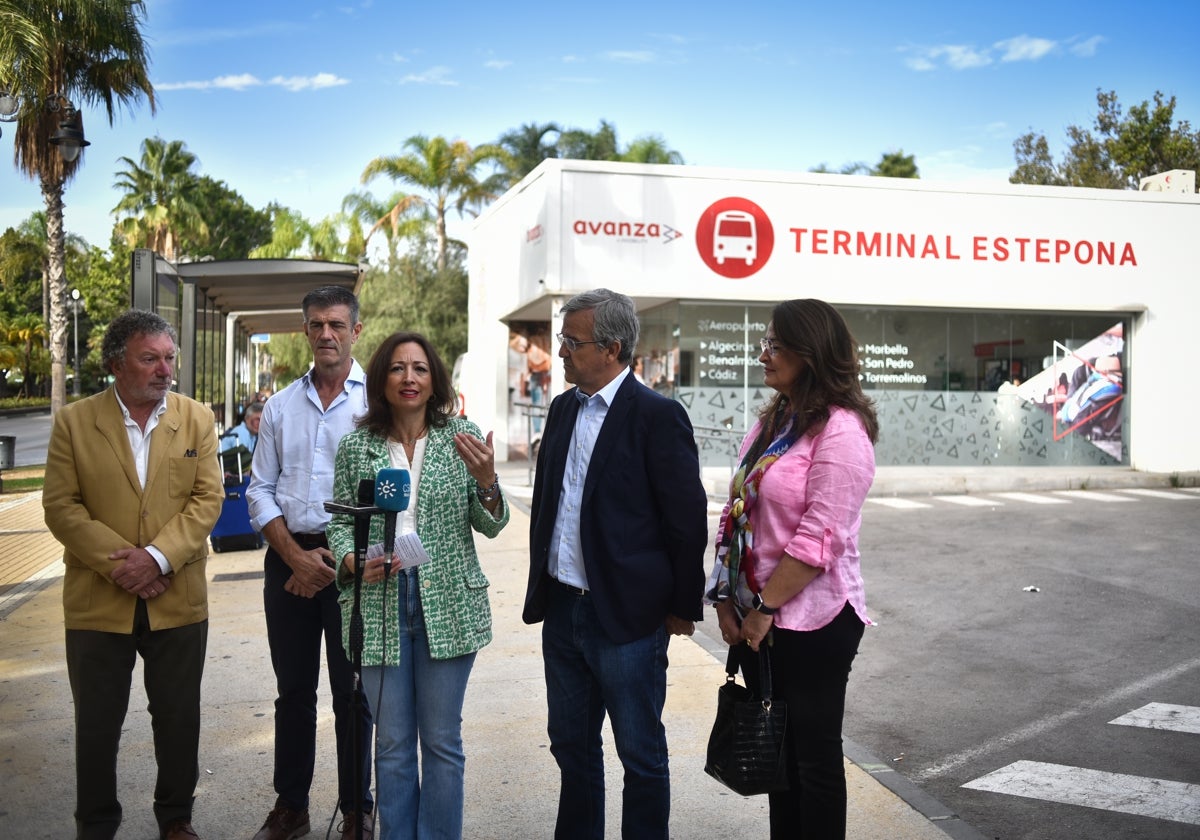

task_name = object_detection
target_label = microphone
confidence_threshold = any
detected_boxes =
[322,480,380,577]
[374,468,411,575]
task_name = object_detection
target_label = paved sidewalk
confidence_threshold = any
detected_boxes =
[1,471,989,839]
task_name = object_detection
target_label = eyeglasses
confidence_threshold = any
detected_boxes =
[759,337,784,356]
[556,332,605,352]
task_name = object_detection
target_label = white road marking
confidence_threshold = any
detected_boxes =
[916,656,1200,782]
[1050,490,1135,502]
[1109,703,1200,735]
[963,760,1200,825]
[866,497,932,509]
[991,492,1071,505]
[1118,488,1198,500]
[932,495,998,506]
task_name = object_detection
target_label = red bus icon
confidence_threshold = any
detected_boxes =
[713,210,757,266]
[696,197,773,278]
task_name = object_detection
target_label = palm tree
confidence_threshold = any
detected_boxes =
[497,121,561,186]
[8,212,88,323]
[249,205,315,259]
[620,135,684,165]
[5,312,48,397]
[112,137,209,262]
[360,135,507,273]
[342,189,430,262]
[557,120,621,161]
[0,0,156,415]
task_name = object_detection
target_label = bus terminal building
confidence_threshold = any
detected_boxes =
[465,160,1198,480]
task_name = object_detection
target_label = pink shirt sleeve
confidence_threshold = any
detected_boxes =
[750,407,876,631]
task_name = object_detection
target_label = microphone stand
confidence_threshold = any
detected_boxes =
[325,479,379,840]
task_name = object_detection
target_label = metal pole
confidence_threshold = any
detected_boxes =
[71,289,81,397]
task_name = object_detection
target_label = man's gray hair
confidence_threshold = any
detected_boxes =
[302,285,360,326]
[244,401,265,417]
[561,288,639,364]
[101,310,177,374]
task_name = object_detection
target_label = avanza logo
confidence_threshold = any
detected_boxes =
[572,219,682,243]
[695,197,774,278]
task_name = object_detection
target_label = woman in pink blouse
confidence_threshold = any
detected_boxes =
[706,298,878,839]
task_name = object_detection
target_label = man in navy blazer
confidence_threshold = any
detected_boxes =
[524,288,708,840]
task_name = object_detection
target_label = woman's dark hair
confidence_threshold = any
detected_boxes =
[357,332,456,437]
[753,299,879,456]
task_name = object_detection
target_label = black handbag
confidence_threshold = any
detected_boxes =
[704,644,789,795]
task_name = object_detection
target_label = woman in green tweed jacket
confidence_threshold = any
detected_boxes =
[327,331,508,840]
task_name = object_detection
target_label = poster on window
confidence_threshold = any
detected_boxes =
[1017,322,1124,461]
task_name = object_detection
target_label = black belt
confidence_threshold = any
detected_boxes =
[548,576,588,597]
[291,532,327,550]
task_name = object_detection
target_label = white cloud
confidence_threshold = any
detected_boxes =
[904,44,992,71]
[939,45,993,70]
[484,60,512,70]
[1069,35,1104,57]
[400,66,458,86]
[995,35,1057,62]
[269,73,350,91]
[603,50,657,64]
[157,73,262,91]
[561,55,582,63]
[156,72,348,92]
[215,73,262,90]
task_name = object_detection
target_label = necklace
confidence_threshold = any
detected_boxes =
[393,426,426,446]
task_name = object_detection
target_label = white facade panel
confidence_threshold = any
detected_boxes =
[469,160,1198,474]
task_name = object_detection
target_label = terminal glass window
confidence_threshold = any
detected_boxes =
[647,302,1129,469]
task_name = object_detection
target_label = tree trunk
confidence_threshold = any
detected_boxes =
[43,176,69,415]
[436,212,448,274]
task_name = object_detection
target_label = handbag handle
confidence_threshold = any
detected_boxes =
[723,643,774,703]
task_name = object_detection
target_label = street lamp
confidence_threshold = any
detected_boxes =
[47,96,90,163]
[70,288,82,397]
[0,90,90,161]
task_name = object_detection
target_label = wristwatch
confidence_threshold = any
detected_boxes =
[751,592,777,615]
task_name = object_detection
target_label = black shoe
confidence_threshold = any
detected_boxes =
[250,805,310,840]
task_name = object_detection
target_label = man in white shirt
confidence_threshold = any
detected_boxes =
[246,286,374,840]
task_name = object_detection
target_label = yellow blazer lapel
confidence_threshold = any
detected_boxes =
[146,396,181,499]
[94,388,143,496]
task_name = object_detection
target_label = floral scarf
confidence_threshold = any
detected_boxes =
[705,414,798,610]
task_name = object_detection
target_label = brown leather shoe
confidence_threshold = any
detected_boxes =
[161,818,201,840]
[251,804,311,840]
[337,809,374,840]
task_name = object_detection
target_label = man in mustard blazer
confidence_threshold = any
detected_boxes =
[43,310,223,840]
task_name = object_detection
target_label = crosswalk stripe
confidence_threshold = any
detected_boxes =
[991,492,1071,505]
[1118,488,1198,500]
[1109,703,1200,735]
[963,760,1200,825]
[932,495,998,506]
[1050,490,1135,502]
[866,497,932,509]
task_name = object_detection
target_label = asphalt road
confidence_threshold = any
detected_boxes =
[0,410,53,468]
[842,491,1200,839]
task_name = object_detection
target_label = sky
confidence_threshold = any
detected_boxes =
[3,0,1198,252]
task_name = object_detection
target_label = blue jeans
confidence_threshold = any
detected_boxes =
[542,583,670,840]
[361,569,477,840]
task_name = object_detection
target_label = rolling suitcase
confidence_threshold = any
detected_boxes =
[210,432,263,553]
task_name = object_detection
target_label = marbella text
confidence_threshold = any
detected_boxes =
[787,228,1137,266]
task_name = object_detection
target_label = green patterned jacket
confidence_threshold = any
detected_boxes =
[327,419,509,663]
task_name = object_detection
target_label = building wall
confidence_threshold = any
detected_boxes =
[468,160,1198,473]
